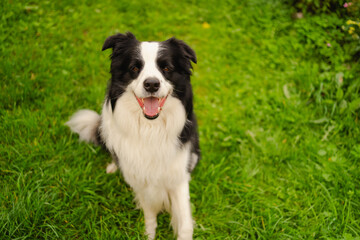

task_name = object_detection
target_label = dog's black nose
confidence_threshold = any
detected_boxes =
[143,78,160,93]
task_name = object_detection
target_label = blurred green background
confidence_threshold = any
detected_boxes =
[1,0,360,239]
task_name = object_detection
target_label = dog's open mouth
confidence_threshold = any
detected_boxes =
[135,95,167,120]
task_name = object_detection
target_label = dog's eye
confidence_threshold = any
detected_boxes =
[131,66,140,73]
[163,67,170,72]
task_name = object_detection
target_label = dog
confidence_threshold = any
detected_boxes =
[66,32,200,239]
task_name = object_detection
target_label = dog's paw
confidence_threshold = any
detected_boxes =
[106,162,118,174]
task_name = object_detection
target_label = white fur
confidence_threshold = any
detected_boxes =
[68,41,195,239]
[100,91,193,239]
[131,42,173,99]
[188,153,199,173]
[106,162,118,173]
[66,109,100,143]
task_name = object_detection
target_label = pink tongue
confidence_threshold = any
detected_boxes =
[143,97,160,117]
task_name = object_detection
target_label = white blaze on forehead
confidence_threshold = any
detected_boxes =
[130,41,172,98]
[141,42,159,64]
[140,42,162,79]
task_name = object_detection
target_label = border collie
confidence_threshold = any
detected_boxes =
[66,32,200,239]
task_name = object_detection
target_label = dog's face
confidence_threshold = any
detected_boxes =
[102,32,196,120]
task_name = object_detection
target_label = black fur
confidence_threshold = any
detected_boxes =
[102,32,142,111]
[158,38,200,171]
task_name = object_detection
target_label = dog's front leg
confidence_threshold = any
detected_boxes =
[137,193,159,240]
[169,180,193,240]
[143,207,158,240]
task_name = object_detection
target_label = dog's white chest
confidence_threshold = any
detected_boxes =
[100,92,189,188]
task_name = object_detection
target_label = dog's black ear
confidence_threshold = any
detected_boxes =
[102,32,137,51]
[167,37,197,64]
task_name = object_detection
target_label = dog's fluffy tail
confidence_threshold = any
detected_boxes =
[66,109,101,145]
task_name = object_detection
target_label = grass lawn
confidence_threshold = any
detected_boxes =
[1,0,360,239]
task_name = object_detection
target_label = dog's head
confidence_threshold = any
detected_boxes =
[102,32,196,120]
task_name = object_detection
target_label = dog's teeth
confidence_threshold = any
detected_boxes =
[158,107,160,111]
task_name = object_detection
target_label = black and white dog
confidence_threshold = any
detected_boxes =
[66,32,200,239]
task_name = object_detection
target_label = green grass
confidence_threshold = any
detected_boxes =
[1,0,360,239]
